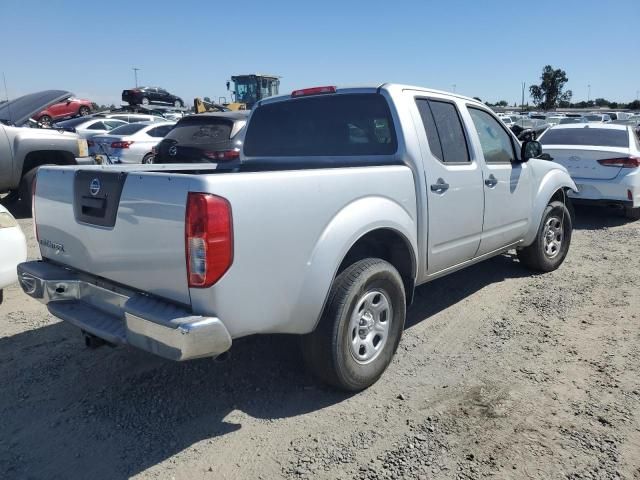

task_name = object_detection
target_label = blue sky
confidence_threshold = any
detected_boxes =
[1,0,638,106]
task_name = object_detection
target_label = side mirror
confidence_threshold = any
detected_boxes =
[521,140,543,161]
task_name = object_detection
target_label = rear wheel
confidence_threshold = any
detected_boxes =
[517,200,572,272]
[78,106,90,116]
[174,99,183,108]
[39,115,52,127]
[17,167,39,213]
[302,258,406,391]
[624,206,640,220]
[142,153,154,164]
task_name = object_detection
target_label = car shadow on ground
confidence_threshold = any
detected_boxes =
[572,204,631,230]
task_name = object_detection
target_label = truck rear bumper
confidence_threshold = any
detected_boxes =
[17,261,231,361]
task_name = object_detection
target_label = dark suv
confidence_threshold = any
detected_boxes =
[153,111,249,164]
[122,87,184,107]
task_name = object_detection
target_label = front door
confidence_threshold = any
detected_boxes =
[466,106,532,256]
[412,96,485,275]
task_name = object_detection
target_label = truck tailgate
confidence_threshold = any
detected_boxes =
[35,167,192,306]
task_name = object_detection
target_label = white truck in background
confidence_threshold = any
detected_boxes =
[0,91,93,210]
[18,84,576,391]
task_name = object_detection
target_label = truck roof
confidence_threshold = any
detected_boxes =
[257,83,482,108]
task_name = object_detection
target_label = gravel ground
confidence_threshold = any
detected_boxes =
[1,205,639,480]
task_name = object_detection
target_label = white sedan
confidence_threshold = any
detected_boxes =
[539,124,640,220]
[0,204,27,303]
[90,121,175,164]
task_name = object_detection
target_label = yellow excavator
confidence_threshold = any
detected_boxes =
[194,74,281,113]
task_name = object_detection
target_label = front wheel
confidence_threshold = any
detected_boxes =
[78,106,90,116]
[517,200,572,272]
[302,258,406,391]
[141,97,150,106]
[39,115,52,127]
[142,153,154,164]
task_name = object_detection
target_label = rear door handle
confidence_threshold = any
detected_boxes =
[484,175,498,188]
[430,178,449,193]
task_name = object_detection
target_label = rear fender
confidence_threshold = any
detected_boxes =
[523,168,577,246]
[289,196,418,334]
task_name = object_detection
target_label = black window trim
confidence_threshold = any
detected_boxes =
[466,104,520,164]
[415,96,472,166]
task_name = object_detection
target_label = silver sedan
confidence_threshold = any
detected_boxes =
[90,121,175,164]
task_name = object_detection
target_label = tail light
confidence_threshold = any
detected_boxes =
[597,157,640,168]
[185,193,233,288]
[203,149,240,161]
[32,171,38,242]
[291,86,336,97]
[111,141,134,149]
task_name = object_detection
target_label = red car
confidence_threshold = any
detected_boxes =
[34,97,93,125]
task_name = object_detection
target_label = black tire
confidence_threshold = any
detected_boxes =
[174,99,183,108]
[302,258,406,391]
[39,115,52,126]
[517,200,572,272]
[624,206,640,220]
[17,167,39,213]
[141,97,150,106]
[142,153,154,164]
[78,106,90,116]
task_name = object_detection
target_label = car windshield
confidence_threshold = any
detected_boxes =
[540,128,629,147]
[560,118,582,124]
[234,78,258,104]
[244,93,397,157]
[585,115,602,121]
[108,123,147,135]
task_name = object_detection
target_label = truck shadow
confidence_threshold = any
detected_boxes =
[0,252,534,479]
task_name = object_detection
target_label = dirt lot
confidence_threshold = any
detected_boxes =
[1,205,639,480]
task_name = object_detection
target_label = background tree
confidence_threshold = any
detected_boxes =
[496,100,508,107]
[529,65,572,111]
[594,98,609,107]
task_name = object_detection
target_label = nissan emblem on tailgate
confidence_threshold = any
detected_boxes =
[89,178,101,196]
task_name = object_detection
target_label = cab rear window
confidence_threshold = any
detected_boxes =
[244,93,397,157]
[540,128,629,147]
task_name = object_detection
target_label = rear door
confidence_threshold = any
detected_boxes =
[465,106,532,256]
[411,96,484,274]
[539,127,630,180]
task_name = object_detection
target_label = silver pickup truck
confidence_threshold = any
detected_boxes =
[18,84,576,391]
[0,91,93,209]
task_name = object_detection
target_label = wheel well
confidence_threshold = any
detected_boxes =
[21,150,75,178]
[338,228,416,304]
[550,187,575,221]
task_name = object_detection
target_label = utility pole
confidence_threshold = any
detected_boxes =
[133,67,140,87]
[587,84,591,103]
[452,84,456,93]
[521,82,525,114]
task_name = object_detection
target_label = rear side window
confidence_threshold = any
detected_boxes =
[540,128,629,147]
[244,94,397,157]
[165,118,233,145]
[87,121,106,130]
[415,99,469,163]
[147,125,174,137]
[109,123,146,135]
